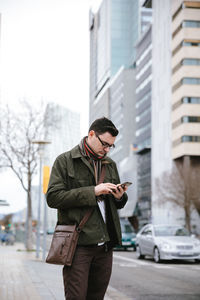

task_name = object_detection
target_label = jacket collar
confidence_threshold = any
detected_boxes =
[70,144,112,177]
[71,144,112,164]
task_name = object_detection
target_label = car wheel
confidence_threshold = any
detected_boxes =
[154,247,161,263]
[136,245,145,259]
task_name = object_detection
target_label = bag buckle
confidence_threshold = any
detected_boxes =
[76,227,81,233]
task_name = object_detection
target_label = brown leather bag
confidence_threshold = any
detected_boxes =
[46,165,106,266]
[46,211,94,266]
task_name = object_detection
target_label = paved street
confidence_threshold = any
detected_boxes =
[1,243,200,300]
[110,250,200,300]
[0,243,127,300]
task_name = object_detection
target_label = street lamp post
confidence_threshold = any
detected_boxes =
[32,140,51,259]
[42,165,50,261]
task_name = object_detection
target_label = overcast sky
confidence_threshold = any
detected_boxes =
[0,0,101,214]
[0,0,101,136]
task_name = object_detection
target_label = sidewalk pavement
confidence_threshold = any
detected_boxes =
[0,243,130,300]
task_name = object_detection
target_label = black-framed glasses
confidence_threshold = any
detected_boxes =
[96,135,115,149]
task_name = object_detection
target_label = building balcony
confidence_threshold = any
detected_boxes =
[172,65,200,86]
[172,103,200,122]
[172,142,200,159]
[172,8,200,34]
[172,123,200,140]
[172,46,200,68]
[172,84,200,104]
[172,27,200,51]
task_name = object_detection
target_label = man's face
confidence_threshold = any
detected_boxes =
[87,130,116,156]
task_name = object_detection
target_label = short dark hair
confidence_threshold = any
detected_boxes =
[89,117,118,137]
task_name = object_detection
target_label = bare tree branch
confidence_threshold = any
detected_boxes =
[155,157,200,232]
[0,99,55,250]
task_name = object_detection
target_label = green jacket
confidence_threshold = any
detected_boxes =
[46,145,128,247]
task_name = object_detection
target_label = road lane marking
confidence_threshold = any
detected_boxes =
[113,254,147,265]
[113,254,200,270]
[106,285,135,300]
[113,262,137,268]
[113,254,173,269]
[153,264,173,269]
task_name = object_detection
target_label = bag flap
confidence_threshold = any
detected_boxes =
[55,225,76,233]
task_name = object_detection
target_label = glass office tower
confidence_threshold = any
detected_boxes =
[89,0,139,123]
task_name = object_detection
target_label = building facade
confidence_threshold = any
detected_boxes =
[89,0,139,124]
[171,0,200,232]
[151,0,175,224]
[151,0,200,232]
[135,24,152,227]
[171,0,200,159]
[41,104,80,230]
[109,67,136,165]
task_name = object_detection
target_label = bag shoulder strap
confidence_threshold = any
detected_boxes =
[77,164,106,231]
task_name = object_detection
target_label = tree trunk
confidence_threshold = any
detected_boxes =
[184,201,191,233]
[183,156,191,233]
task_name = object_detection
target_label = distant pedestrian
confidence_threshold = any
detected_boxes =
[46,117,128,300]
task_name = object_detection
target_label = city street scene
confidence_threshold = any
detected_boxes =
[1,0,200,299]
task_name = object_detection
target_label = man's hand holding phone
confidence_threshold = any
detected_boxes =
[94,181,132,200]
[118,181,132,189]
[111,181,132,200]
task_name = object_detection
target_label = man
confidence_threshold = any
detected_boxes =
[46,117,128,300]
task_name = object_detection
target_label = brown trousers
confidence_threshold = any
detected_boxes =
[63,245,113,300]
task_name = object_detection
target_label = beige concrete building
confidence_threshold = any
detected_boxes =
[171,0,200,159]
[150,0,200,232]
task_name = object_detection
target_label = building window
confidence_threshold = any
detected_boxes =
[172,40,200,56]
[182,40,200,47]
[136,123,151,137]
[172,59,200,74]
[181,135,200,142]
[136,44,152,67]
[136,107,151,123]
[182,116,200,123]
[182,77,200,84]
[136,74,152,94]
[136,91,151,109]
[182,97,200,104]
[173,78,200,92]
[172,21,200,39]
[182,58,200,65]
[136,59,152,81]
[172,97,200,110]
[182,20,200,28]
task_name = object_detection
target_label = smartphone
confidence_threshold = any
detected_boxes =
[111,181,132,192]
[119,182,132,189]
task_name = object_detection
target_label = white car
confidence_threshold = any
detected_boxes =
[136,224,200,263]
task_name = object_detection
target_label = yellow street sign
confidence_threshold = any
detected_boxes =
[43,166,50,194]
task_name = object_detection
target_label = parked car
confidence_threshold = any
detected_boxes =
[136,224,200,263]
[0,231,15,245]
[115,219,136,251]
